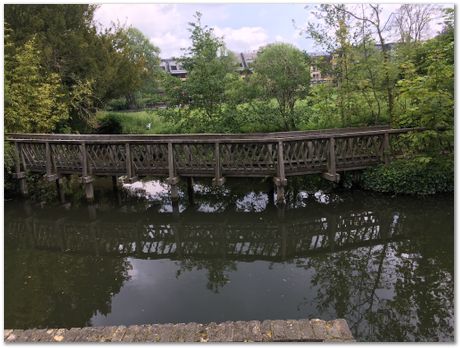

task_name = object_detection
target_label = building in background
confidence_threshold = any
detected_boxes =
[161,51,333,84]
[309,52,333,85]
[160,58,187,79]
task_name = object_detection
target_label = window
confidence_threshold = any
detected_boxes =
[170,65,177,71]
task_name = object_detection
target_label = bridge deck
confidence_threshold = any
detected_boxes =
[7,126,420,202]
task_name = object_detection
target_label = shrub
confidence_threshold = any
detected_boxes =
[361,157,454,194]
[95,113,123,134]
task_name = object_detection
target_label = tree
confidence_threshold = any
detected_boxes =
[391,4,439,44]
[4,5,163,131]
[4,5,108,131]
[115,27,161,109]
[252,43,310,130]
[4,36,68,133]
[179,12,238,119]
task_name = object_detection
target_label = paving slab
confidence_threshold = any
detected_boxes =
[4,318,354,342]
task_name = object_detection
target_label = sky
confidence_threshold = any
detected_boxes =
[94,3,453,58]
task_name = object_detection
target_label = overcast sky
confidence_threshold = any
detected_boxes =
[94,3,453,58]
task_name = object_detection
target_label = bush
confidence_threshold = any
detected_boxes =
[95,113,123,134]
[361,157,454,194]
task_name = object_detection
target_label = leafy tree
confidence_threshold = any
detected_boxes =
[252,43,310,130]
[4,37,68,133]
[4,5,163,131]
[305,5,356,126]
[179,12,238,119]
[114,27,161,109]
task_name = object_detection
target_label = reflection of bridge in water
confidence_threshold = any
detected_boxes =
[6,206,406,261]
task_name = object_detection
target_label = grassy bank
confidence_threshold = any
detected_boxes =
[96,110,172,134]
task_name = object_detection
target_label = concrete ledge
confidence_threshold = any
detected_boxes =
[4,319,354,343]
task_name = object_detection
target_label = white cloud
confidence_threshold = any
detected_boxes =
[213,26,269,52]
[94,4,190,57]
[150,32,189,58]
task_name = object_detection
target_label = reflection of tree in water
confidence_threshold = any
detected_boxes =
[368,237,454,342]
[5,249,131,329]
[175,258,237,293]
[298,221,454,342]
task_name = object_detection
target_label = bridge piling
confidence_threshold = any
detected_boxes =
[322,137,340,183]
[13,142,28,196]
[187,177,195,206]
[212,142,225,186]
[167,142,180,202]
[383,132,390,165]
[55,177,66,204]
[274,141,287,205]
[79,143,95,202]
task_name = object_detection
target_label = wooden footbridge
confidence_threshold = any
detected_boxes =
[7,126,418,203]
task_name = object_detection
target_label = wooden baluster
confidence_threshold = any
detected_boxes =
[80,142,94,202]
[212,142,225,186]
[322,137,340,182]
[13,142,28,196]
[273,141,287,205]
[167,142,179,202]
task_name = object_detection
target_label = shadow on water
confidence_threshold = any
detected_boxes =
[4,177,454,342]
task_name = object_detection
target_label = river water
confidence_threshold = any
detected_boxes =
[4,178,454,342]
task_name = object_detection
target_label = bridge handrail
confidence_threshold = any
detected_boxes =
[5,126,422,144]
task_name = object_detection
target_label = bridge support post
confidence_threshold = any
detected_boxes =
[267,179,275,206]
[167,142,180,202]
[125,143,137,183]
[383,132,390,165]
[187,177,195,206]
[13,142,28,196]
[44,142,67,203]
[212,142,225,186]
[322,137,340,182]
[112,176,119,192]
[80,143,94,202]
[55,177,66,204]
[274,141,287,205]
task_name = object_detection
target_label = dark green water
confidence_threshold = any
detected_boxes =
[4,178,454,342]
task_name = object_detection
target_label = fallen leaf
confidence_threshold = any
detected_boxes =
[54,335,64,342]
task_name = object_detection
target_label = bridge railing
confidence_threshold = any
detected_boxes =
[6,126,422,202]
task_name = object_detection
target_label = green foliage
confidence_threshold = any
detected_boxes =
[4,5,164,132]
[252,43,310,130]
[393,17,454,158]
[4,37,69,133]
[362,157,454,195]
[112,27,162,109]
[177,12,238,118]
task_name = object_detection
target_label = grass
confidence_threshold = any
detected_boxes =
[96,110,169,134]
